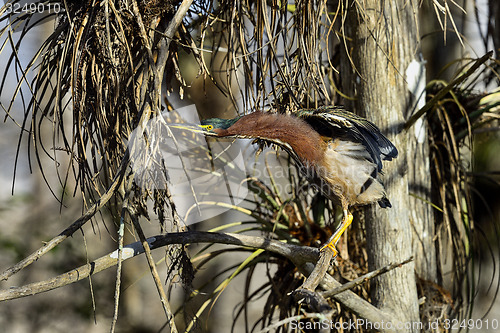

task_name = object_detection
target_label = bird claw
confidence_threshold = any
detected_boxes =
[319,211,353,259]
[320,242,338,258]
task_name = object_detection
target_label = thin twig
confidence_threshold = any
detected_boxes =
[129,209,178,333]
[321,257,414,298]
[110,174,133,333]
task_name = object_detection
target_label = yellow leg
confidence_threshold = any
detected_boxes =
[320,211,354,257]
[331,211,353,245]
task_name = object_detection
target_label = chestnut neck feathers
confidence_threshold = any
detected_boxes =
[211,112,323,165]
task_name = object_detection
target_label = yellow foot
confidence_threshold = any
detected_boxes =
[319,211,354,259]
[320,241,339,257]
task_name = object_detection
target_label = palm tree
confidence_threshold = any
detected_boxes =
[1,1,499,331]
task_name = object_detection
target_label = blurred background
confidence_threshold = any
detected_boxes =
[0,0,499,332]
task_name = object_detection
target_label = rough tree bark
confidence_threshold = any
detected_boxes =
[494,0,500,58]
[340,0,434,330]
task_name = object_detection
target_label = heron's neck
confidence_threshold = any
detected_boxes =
[220,112,324,165]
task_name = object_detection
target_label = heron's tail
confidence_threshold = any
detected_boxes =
[378,196,392,208]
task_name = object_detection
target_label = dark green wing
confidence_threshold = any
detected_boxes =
[296,106,398,171]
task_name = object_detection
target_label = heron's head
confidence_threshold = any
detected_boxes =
[200,116,242,135]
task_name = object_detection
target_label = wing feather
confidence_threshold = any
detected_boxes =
[296,106,398,171]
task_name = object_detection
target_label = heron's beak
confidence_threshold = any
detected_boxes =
[168,123,219,136]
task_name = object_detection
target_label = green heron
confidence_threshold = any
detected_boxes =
[181,106,398,257]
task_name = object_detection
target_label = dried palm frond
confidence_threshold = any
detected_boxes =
[0,0,184,220]
[422,55,500,325]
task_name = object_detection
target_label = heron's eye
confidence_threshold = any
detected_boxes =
[205,125,213,131]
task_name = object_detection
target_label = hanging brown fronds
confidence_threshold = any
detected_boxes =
[424,55,500,324]
[2,0,500,331]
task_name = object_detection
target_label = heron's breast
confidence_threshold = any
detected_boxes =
[315,139,385,205]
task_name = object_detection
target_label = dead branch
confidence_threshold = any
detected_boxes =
[0,231,318,302]
[0,230,408,332]
[322,257,414,298]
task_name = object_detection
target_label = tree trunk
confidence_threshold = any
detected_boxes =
[340,0,433,330]
[493,0,500,58]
